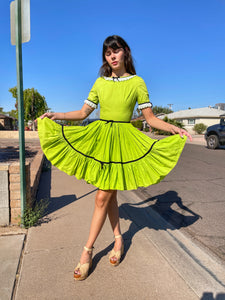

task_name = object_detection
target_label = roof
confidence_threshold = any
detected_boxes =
[131,115,145,121]
[0,114,17,120]
[157,107,225,120]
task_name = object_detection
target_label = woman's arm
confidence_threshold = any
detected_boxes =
[39,103,95,120]
[141,107,192,141]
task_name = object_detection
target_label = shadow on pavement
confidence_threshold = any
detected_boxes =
[45,190,98,216]
[0,145,38,163]
[200,292,225,299]
[90,190,202,273]
[35,161,98,225]
[36,158,52,202]
[133,190,202,229]
[110,190,202,266]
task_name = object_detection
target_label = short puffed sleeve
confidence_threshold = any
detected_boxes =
[84,79,99,109]
[136,78,153,110]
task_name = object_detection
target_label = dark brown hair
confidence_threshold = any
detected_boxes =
[99,35,136,77]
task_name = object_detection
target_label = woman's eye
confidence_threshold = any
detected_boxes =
[105,52,111,56]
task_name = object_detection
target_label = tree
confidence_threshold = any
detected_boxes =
[152,106,173,115]
[136,107,141,116]
[8,109,17,119]
[131,120,143,130]
[153,116,184,135]
[9,87,49,129]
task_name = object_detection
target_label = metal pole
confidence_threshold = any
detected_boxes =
[15,0,26,225]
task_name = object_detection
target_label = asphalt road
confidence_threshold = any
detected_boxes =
[134,143,225,262]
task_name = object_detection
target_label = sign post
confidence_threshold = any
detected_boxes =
[10,0,30,226]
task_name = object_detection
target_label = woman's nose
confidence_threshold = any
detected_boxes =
[111,53,116,60]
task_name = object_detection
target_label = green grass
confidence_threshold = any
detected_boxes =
[18,198,49,228]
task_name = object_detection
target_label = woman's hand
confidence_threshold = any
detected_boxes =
[37,103,95,123]
[142,108,192,142]
[170,125,192,141]
[39,112,57,120]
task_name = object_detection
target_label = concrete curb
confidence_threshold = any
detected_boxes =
[118,190,225,297]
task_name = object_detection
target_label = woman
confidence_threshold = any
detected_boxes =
[38,35,192,281]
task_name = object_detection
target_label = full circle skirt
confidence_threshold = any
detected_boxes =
[37,118,187,190]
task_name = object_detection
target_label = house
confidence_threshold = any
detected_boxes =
[157,106,225,134]
[0,114,17,130]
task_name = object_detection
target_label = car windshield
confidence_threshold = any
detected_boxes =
[221,118,225,126]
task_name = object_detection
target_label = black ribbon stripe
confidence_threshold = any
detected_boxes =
[61,123,157,169]
[99,119,130,124]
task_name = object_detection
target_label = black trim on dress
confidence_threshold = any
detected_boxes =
[138,102,153,106]
[61,124,158,169]
[99,119,130,124]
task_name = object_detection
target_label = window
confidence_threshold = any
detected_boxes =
[188,119,195,125]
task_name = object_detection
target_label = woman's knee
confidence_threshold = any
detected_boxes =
[95,190,115,209]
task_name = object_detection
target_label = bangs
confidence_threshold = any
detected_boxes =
[103,39,122,55]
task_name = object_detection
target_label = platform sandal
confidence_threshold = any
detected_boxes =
[74,246,93,281]
[109,234,124,266]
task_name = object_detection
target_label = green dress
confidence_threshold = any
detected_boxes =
[37,75,186,190]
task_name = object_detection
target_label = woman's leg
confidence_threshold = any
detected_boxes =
[107,191,123,263]
[107,190,121,237]
[74,189,115,274]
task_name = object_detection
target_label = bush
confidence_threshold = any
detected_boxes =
[153,117,184,135]
[131,120,143,130]
[144,127,150,132]
[193,123,207,134]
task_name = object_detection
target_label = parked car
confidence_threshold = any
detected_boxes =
[205,115,225,149]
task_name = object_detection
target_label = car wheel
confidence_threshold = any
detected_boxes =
[207,135,219,149]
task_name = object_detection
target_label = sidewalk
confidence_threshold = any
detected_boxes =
[13,166,199,300]
[145,132,206,146]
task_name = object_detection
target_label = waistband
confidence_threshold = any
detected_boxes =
[99,119,130,123]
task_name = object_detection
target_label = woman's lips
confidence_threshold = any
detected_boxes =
[112,61,118,65]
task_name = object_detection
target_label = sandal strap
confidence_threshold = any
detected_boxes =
[114,234,122,239]
[84,246,94,252]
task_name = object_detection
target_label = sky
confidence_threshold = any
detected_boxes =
[0,0,225,116]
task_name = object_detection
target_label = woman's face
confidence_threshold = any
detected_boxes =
[104,47,125,72]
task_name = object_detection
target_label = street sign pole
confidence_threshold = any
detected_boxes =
[15,0,26,225]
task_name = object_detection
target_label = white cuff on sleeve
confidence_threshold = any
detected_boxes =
[138,102,153,110]
[84,99,98,109]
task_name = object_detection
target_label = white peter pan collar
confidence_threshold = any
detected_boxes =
[103,75,136,81]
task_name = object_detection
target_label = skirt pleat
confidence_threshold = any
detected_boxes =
[37,118,186,190]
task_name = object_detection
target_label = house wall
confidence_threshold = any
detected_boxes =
[180,117,220,134]
[0,119,5,128]
[0,131,39,139]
